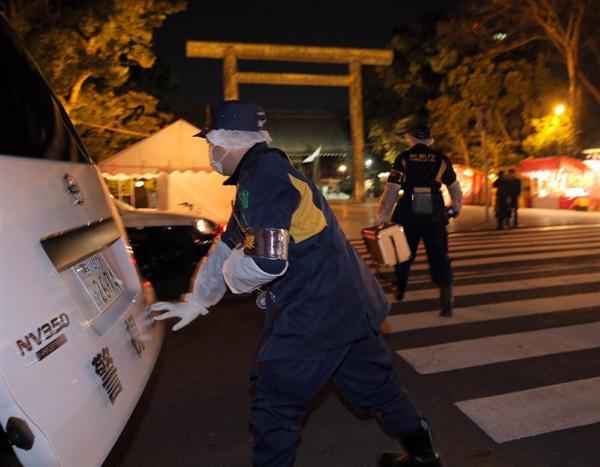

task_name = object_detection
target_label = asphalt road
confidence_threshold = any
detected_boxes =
[104,221,600,467]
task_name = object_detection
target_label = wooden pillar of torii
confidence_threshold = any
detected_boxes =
[186,41,393,202]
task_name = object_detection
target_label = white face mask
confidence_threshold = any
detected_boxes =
[209,145,229,174]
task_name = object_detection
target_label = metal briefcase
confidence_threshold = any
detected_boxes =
[361,224,411,266]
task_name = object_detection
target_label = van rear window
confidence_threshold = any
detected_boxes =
[0,16,89,163]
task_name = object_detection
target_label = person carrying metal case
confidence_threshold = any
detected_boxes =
[376,124,462,317]
[150,101,443,467]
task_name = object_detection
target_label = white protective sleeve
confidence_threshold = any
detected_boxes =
[375,182,402,223]
[448,180,463,212]
[184,239,231,307]
[222,247,289,294]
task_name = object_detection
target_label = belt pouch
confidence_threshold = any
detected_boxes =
[411,187,433,214]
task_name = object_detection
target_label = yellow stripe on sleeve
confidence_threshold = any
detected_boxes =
[287,174,328,243]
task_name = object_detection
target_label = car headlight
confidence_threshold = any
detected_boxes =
[196,219,213,234]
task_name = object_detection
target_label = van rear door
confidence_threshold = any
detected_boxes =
[0,13,163,467]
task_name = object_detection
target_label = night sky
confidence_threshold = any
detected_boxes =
[154,0,460,118]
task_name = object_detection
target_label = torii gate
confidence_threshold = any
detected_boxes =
[186,41,393,202]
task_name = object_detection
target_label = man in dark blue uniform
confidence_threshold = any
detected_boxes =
[150,101,443,467]
[376,124,462,317]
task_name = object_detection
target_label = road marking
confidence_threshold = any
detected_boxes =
[448,224,600,239]
[396,322,600,374]
[349,224,600,245]
[448,229,600,245]
[448,233,600,251]
[384,272,600,303]
[391,260,600,286]
[455,377,600,443]
[407,242,600,264]
[382,292,600,333]
[409,248,600,271]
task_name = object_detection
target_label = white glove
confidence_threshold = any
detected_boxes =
[223,247,288,294]
[148,297,208,331]
[189,239,231,306]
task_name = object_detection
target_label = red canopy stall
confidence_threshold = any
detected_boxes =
[518,156,595,210]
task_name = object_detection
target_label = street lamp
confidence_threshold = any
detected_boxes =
[365,159,373,168]
[338,164,348,173]
[554,103,566,116]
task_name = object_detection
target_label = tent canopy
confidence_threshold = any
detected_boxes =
[519,156,588,174]
[99,119,235,224]
[99,119,211,174]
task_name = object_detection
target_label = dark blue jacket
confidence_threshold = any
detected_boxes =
[390,144,457,224]
[222,143,390,360]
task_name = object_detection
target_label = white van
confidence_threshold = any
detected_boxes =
[0,10,164,466]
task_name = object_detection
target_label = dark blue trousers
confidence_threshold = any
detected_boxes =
[251,331,421,467]
[395,222,452,295]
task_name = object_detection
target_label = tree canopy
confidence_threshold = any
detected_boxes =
[5,0,186,160]
[365,0,599,170]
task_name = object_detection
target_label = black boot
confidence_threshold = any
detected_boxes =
[439,285,453,317]
[378,419,442,466]
[395,288,405,302]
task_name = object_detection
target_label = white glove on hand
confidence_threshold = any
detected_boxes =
[148,298,208,331]
[190,239,231,306]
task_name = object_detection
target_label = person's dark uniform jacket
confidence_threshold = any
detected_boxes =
[390,144,457,224]
[222,142,389,360]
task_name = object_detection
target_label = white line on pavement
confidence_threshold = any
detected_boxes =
[384,272,600,303]
[448,233,600,251]
[396,322,600,374]
[455,377,600,443]
[382,292,600,333]
[410,248,600,271]
[443,242,600,260]
[448,224,600,239]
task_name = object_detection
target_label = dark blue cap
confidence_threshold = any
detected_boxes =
[408,124,432,140]
[194,100,267,138]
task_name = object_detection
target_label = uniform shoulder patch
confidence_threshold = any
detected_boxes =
[239,190,249,209]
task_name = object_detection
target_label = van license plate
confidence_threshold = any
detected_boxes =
[72,254,125,313]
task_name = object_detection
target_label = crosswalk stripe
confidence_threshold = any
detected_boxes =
[349,224,600,245]
[440,242,600,261]
[410,248,600,270]
[384,272,600,303]
[354,223,600,445]
[393,261,600,286]
[448,223,600,239]
[449,230,599,245]
[448,233,600,251]
[396,322,600,374]
[455,377,600,443]
[382,292,600,333]
[355,236,600,257]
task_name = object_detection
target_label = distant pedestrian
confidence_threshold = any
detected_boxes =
[506,168,521,228]
[493,171,511,230]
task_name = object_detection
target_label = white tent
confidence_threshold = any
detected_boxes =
[99,119,235,223]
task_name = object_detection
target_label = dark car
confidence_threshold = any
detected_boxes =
[115,199,222,298]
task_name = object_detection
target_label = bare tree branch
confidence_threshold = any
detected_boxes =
[484,35,546,59]
[578,70,600,105]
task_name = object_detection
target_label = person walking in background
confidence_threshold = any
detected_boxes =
[493,170,511,230]
[150,101,443,467]
[375,124,462,317]
[506,168,522,228]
